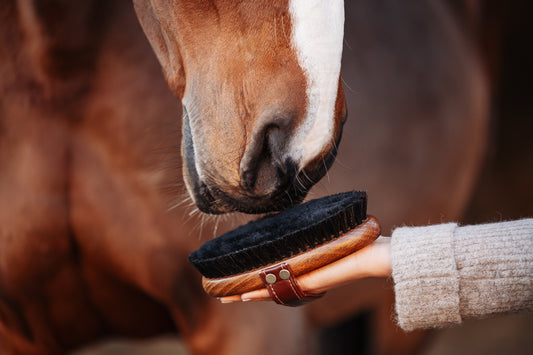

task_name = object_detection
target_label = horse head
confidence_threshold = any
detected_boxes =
[134,0,346,214]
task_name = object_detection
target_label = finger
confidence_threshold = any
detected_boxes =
[241,288,270,301]
[218,294,243,303]
[218,288,271,303]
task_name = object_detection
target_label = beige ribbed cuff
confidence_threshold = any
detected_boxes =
[454,220,533,319]
[391,219,533,331]
[391,223,461,331]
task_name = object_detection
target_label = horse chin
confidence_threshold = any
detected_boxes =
[198,182,309,215]
[184,159,332,215]
[183,168,308,214]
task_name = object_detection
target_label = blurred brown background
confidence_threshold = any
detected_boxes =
[74,1,533,354]
[0,0,530,354]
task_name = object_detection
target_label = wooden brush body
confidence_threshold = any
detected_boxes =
[202,216,380,297]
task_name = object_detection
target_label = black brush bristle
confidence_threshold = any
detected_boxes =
[189,191,367,279]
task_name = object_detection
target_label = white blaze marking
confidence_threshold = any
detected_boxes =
[288,0,344,168]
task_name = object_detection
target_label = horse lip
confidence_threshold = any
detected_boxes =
[194,183,230,214]
[202,179,308,215]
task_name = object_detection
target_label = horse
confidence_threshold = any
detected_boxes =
[0,1,488,354]
[134,0,348,215]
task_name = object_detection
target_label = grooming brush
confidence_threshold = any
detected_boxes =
[188,191,380,306]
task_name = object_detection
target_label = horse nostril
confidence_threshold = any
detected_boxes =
[240,124,291,196]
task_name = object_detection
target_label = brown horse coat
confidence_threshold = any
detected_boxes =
[0,1,488,354]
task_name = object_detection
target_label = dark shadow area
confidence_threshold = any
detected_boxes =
[464,0,533,224]
[319,312,370,355]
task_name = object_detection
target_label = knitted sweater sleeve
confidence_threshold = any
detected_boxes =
[391,218,533,331]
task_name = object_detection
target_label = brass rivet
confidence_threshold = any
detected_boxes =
[279,269,290,280]
[265,273,277,284]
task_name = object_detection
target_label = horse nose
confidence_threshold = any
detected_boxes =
[240,120,295,197]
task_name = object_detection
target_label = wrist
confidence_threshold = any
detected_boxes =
[368,236,392,278]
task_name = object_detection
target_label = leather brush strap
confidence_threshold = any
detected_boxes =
[259,263,324,306]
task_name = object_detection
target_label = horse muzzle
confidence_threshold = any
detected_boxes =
[181,102,343,215]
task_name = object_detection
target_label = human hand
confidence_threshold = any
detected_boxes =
[218,236,392,303]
